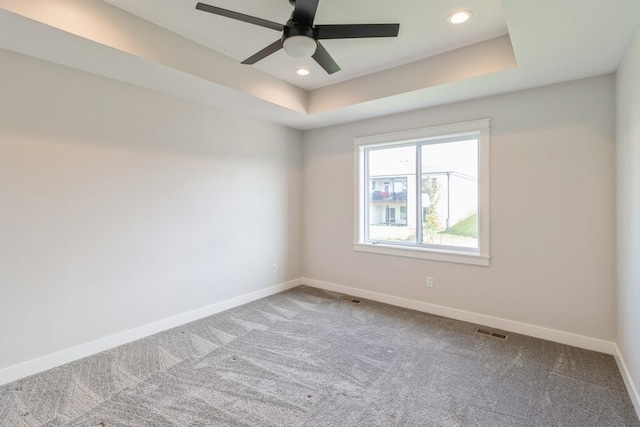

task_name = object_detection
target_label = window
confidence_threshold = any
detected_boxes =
[354,119,490,265]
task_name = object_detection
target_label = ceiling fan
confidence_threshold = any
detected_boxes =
[195,0,400,74]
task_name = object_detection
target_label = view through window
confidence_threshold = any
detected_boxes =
[355,119,490,264]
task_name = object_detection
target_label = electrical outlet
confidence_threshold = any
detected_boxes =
[426,276,434,288]
[272,263,278,273]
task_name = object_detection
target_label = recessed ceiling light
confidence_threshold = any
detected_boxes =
[295,68,310,76]
[447,10,472,24]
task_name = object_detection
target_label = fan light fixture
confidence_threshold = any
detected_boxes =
[447,10,472,24]
[283,35,317,58]
[195,1,400,74]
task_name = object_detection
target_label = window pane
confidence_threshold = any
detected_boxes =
[421,139,478,249]
[355,119,489,264]
[367,146,415,243]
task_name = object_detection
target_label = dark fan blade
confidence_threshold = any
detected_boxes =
[196,3,284,31]
[292,0,319,27]
[316,23,400,39]
[241,39,283,64]
[312,42,340,74]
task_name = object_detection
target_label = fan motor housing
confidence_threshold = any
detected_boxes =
[283,24,316,41]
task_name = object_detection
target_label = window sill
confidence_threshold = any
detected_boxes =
[353,242,490,266]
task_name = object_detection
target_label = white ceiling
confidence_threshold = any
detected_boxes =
[101,0,509,91]
[0,0,639,130]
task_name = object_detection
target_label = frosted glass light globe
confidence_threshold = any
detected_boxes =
[283,35,317,58]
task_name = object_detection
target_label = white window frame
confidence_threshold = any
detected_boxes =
[353,119,490,266]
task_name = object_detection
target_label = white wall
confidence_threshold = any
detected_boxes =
[0,49,302,374]
[616,25,640,411]
[303,75,615,343]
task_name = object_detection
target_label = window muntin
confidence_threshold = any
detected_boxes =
[354,120,490,265]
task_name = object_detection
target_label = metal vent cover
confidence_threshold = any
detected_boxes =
[475,328,507,340]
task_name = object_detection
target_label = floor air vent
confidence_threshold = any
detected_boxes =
[340,296,361,304]
[475,328,507,340]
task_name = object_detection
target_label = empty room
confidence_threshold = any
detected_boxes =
[1,0,640,425]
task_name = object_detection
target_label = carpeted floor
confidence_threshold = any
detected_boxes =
[0,285,638,426]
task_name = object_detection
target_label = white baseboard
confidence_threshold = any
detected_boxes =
[614,345,640,420]
[3,277,637,420]
[300,277,617,355]
[1,276,628,403]
[0,280,299,386]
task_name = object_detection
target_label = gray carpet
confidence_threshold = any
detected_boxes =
[0,285,638,426]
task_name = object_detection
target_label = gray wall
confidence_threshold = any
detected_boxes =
[616,24,640,413]
[303,75,616,342]
[0,49,303,372]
